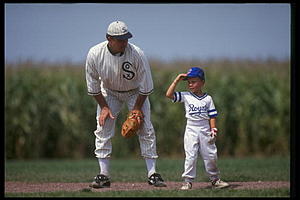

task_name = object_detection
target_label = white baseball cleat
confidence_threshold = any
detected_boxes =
[212,179,230,189]
[180,182,192,190]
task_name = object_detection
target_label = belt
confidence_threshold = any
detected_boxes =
[109,88,138,93]
[186,119,209,126]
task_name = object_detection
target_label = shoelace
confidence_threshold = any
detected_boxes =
[212,179,220,185]
[96,174,109,182]
[151,173,164,182]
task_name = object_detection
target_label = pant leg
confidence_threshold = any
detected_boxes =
[94,91,123,158]
[198,124,220,181]
[126,95,158,159]
[181,125,200,180]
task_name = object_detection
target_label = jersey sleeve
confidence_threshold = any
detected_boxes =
[136,49,154,95]
[85,48,102,96]
[207,96,218,118]
[173,92,184,103]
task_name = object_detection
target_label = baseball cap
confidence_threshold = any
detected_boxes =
[183,67,205,81]
[107,21,133,40]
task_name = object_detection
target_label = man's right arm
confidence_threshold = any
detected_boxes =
[93,93,109,109]
[85,48,114,126]
[85,49,102,96]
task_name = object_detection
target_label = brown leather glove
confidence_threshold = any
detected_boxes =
[121,110,144,138]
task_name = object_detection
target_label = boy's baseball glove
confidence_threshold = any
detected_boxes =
[121,110,144,138]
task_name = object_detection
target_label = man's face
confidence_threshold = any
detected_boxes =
[108,37,128,53]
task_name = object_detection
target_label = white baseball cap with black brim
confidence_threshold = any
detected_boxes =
[107,21,133,40]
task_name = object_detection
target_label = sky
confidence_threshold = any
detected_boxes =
[5,3,291,64]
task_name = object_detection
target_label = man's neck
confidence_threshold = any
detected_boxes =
[107,43,123,56]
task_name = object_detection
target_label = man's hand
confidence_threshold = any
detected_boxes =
[121,109,144,138]
[99,106,115,126]
[134,109,143,125]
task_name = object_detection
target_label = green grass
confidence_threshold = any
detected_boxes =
[5,156,290,197]
[5,188,290,197]
[5,156,290,183]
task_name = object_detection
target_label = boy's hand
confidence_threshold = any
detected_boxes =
[210,128,218,137]
[165,73,187,99]
[175,73,187,82]
[208,128,218,144]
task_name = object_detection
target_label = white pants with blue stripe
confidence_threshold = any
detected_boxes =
[182,120,220,182]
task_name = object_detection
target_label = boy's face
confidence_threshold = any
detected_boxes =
[187,77,205,93]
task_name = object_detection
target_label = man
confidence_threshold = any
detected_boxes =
[85,20,166,188]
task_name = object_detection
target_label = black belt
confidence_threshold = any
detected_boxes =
[110,88,138,93]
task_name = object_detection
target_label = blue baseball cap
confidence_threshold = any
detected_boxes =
[184,67,205,80]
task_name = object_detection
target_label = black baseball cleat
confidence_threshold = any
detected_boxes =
[211,179,230,189]
[148,173,167,187]
[89,174,111,188]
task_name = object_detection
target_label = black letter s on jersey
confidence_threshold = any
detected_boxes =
[122,62,135,80]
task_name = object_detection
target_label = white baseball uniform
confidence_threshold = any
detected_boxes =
[172,91,220,182]
[85,40,158,160]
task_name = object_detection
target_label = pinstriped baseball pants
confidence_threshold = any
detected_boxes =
[182,120,220,182]
[93,88,158,159]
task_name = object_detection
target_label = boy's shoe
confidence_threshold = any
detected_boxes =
[180,182,192,190]
[89,174,111,188]
[148,173,167,187]
[211,179,230,189]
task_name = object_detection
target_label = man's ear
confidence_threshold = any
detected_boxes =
[106,34,112,41]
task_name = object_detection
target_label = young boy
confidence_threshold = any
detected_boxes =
[165,67,229,190]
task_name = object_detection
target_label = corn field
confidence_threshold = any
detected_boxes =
[5,59,290,159]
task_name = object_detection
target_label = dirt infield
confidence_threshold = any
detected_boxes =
[5,181,290,193]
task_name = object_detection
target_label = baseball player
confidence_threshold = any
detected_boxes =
[165,67,229,190]
[85,20,166,188]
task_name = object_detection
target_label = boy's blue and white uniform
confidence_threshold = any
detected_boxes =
[173,91,220,182]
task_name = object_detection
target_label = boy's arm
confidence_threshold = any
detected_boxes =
[165,73,187,99]
[209,117,217,129]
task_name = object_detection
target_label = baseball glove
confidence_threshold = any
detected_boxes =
[121,110,144,138]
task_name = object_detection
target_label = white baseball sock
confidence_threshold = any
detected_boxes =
[98,158,110,177]
[145,158,156,178]
[184,177,194,183]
